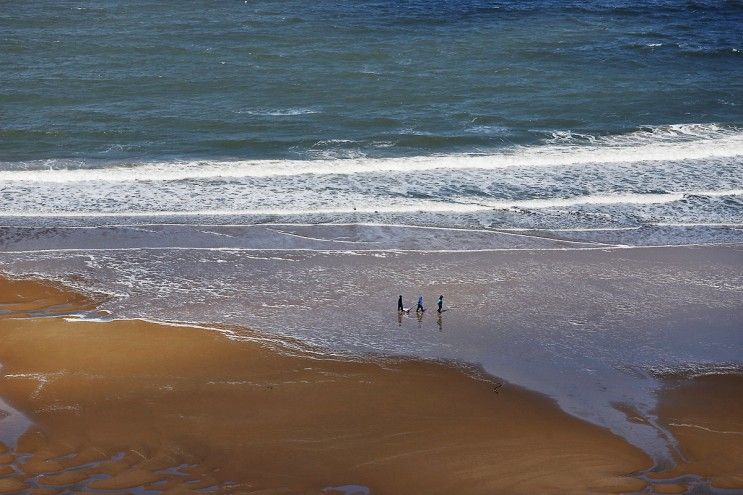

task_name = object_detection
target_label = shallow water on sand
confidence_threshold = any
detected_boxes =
[0,395,31,448]
[1,225,741,466]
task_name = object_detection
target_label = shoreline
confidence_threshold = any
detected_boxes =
[0,275,741,492]
[4,241,740,463]
[0,275,658,494]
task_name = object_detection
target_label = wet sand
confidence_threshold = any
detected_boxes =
[2,276,742,494]
[650,373,743,490]
[3,228,741,458]
[0,277,99,320]
[0,276,655,494]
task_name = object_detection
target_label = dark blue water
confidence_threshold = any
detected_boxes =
[1,0,741,160]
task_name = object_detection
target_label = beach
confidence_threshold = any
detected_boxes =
[1,1,741,493]
[1,243,742,494]
[3,227,742,463]
[0,275,651,494]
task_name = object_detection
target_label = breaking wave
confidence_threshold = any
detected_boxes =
[0,123,740,183]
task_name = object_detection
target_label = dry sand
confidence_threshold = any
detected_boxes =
[0,275,741,494]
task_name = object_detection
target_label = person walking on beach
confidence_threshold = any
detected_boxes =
[437,294,444,313]
[398,294,404,312]
[416,295,425,313]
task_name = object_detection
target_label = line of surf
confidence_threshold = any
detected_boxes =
[4,242,743,256]
[1,124,740,183]
[0,189,740,218]
[2,222,740,231]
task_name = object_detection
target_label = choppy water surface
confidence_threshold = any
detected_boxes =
[0,0,742,471]
[2,0,741,160]
[1,0,741,235]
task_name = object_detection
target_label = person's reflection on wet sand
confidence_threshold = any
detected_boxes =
[437,312,443,332]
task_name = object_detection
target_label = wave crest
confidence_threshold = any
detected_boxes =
[0,123,740,184]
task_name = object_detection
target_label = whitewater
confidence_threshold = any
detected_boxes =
[0,124,740,244]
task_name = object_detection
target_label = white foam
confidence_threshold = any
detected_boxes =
[496,192,685,209]
[652,222,743,227]
[233,107,319,116]
[1,123,740,183]
[0,189,739,218]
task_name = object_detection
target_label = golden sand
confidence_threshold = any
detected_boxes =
[0,277,98,319]
[1,275,735,494]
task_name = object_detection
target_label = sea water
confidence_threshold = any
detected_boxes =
[0,0,741,235]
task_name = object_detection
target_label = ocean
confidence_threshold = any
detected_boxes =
[1,0,742,467]
[1,0,741,237]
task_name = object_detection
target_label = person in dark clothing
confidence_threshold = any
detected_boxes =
[416,295,425,313]
[398,294,404,312]
[437,294,444,313]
